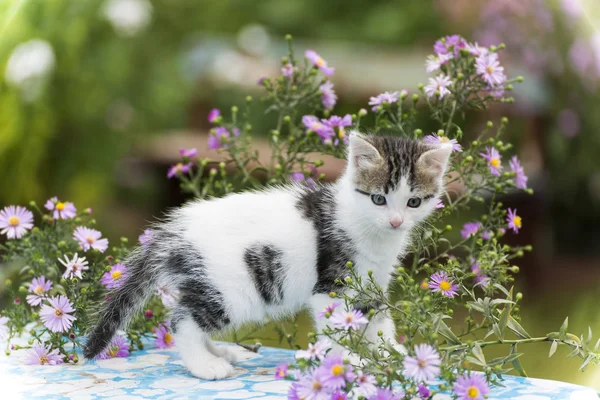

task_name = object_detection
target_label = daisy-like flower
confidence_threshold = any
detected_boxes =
[318,302,341,319]
[0,316,9,340]
[101,263,128,290]
[295,338,332,361]
[139,229,152,245]
[332,391,348,400]
[24,342,63,365]
[207,126,232,150]
[461,222,481,239]
[429,271,459,298]
[73,226,109,252]
[402,344,441,382]
[282,63,294,78]
[368,91,400,112]
[289,172,316,189]
[26,276,53,306]
[425,53,452,73]
[296,367,330,400]
[471,262,489,286]
[480,230,492,240]
[40,295,76,333]
[44,197,77,220]
[207,108,220,123]
[305,49,334,76]
[320,81,337,111]
[435,199,445,209]
[424,74,453,99]
[480,147,502,176]
[59,254,89,280]
[323,114,352,143]
[369,387,404,400]
[434,34,466,57]
[167,162,192,179]
[329,308,369,330]
[509,156,528,189]
[475,53,506,87]
[154,323,175,349]
[319,353,355,390]
[506,208,522,234]
[465,42,489,57]
[0,205,34,239]
[302,115,335,143]
[453,373,490,400]
[179,148,198,158]
[355,371,378,398]
[157,286,179,308]
[423,133,462,152]
[274,362,288,380]
[96,335,130,359]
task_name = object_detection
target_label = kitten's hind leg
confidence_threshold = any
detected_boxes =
[206,339,238,363]
[173,317,234,380]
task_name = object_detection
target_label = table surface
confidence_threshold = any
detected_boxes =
[0,341,598,400]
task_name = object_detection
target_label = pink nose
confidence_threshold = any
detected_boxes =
[390,216,403,229]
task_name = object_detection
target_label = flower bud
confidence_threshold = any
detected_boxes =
[437,129,444,136]
[524,245,533,251]
[396,276,403,283]
[345,261,353,268]
[245,95,253,103]
[28,339,34,345]
[272,130,280,136]
[516,292,523,301]
[369,309,376,317]
[516,76,524,83]
[367,270,373,277]
[344,276,352,284]
[510,266,520,273]
[18,286,27,294]
[516,250,524,257]
[414,129,423,136]
[486,121,493,128]
[358,108,367,117]
[275,164,282,173]
[465,155,473,163]
[209,168,217,177]
[283,116,291,124]
[496,140,503,147]
[231,106,238,113]
[219,162,226,170]
[445,225,452,231]
[329,291,337,298]
[377,330,383,337]
[417,83,424,90]
[396,267,405,274]
[412,94,419,103]
[29,200,37,207]
[471,140,479,146]
[285,34,292,41]
[5,279,12,287]
[281,56,288,64]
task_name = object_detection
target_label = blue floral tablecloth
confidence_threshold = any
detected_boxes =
[0,341,597,400]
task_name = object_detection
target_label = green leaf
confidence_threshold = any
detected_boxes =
[510,344,528,377]
[498,303,512,339]
[466,356,485,367]
[549,340,558,358]
[484,329,495,340]
[492,323,503,340]
[507,316,531,339]
[493,284,511,298]
[472,343,486,366]
[467,301,485,313]
[437,320,462,346]
[580,355,593,371]
[559,317,568,341]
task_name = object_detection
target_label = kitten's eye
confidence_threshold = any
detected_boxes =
[371,194,386,206]
[407,197,422,208]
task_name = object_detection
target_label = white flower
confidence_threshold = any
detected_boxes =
[102,0,153,37]
[294,338,331,360]
[59,253,89,279]
[424,74,453,100]
[425,53,452,73]
[5,39,55,101]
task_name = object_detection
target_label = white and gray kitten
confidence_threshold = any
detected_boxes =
[84,132,452,380]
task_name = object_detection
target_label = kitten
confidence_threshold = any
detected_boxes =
[84,132,452,380]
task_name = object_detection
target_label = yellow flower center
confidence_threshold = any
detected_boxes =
[467,386,480,398]
[490,158,500,168]
[418,359,428,368]
[440,281,451,291]
[176,163,183,170]
[54,309,63,317]
[34,285,44,294]
[345,314,354,323]
[8,216,19,226]
[56,202,65,211]
[278,370,286,377]
[86,236,95,244]
[111,271,122,280]
[486,66,494,74]
[338,128,345,139]
[164,332,173,345]
[108,347,118,358]
[421,281,429,290]
[332,364,344,376]
[312,381,322,390]
[440,136,449,142]
[316,58,325,67]
[512,216,522,228]
[312,122,321,131]
[39,355,49,365]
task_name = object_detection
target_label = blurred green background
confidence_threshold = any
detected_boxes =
[0,0,599,389]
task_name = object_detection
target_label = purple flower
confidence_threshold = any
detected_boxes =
[289,172,317,189]
[167,162,192,179]
[471,262,489,286]
[402,344,441,382]
[154,324,175,349]
[0,316,9,340]
[368,91,400,112]
[557,109,580,138]
[319,353,355,390]
[332,391,348,400]
[418,384,431,399]
[26,276,53,306]
[435,199,445,209]
[44,197,77,220]
[274,362,289,380]
[323,114,352,143]
[302,115,335,143]
[329,309,369,330]
[461,222,481,239]
[453,373,490,400]
[40,295,76,333]
[424,74,453,99]
[58,253,89,280]
[305,49,335,76]
[96,335,130,359]
[24,342,63,365]
[139,229,152,245]
[320,81,337,110]
[0,205,34,239]
[318,302,341,319]
[506,208,522,234]
[207,108,220,123]
[423,133,462,152]
[425,53,452,73]
[101,264,128,290]
[465,42,489,57]
[73,226,109,252]
[295,338,332,361]
[208,126,231,150]
[429,271,459,298]
[282,63,294,78]
[480,147,502,176]
[296,367,330,400]
[145,309,154,319]
[157,286,179,308]
[509,156,528,189]
[179,148,198,158]
[475,53,506,87]
[434,35,466,57]
[355,371,377,398]
[368,387,403,400]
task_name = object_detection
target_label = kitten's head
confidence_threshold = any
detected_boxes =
[341,132,451,234]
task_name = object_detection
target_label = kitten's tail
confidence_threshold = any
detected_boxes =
[83,246,157,360]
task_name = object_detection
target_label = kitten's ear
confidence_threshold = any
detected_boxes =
[417,145,452,179]
[348,131,381,168]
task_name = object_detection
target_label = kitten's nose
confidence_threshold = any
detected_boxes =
[390,215,403,229]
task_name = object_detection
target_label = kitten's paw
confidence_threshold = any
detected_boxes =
[187,357,234,380]
[210,345,238,363]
